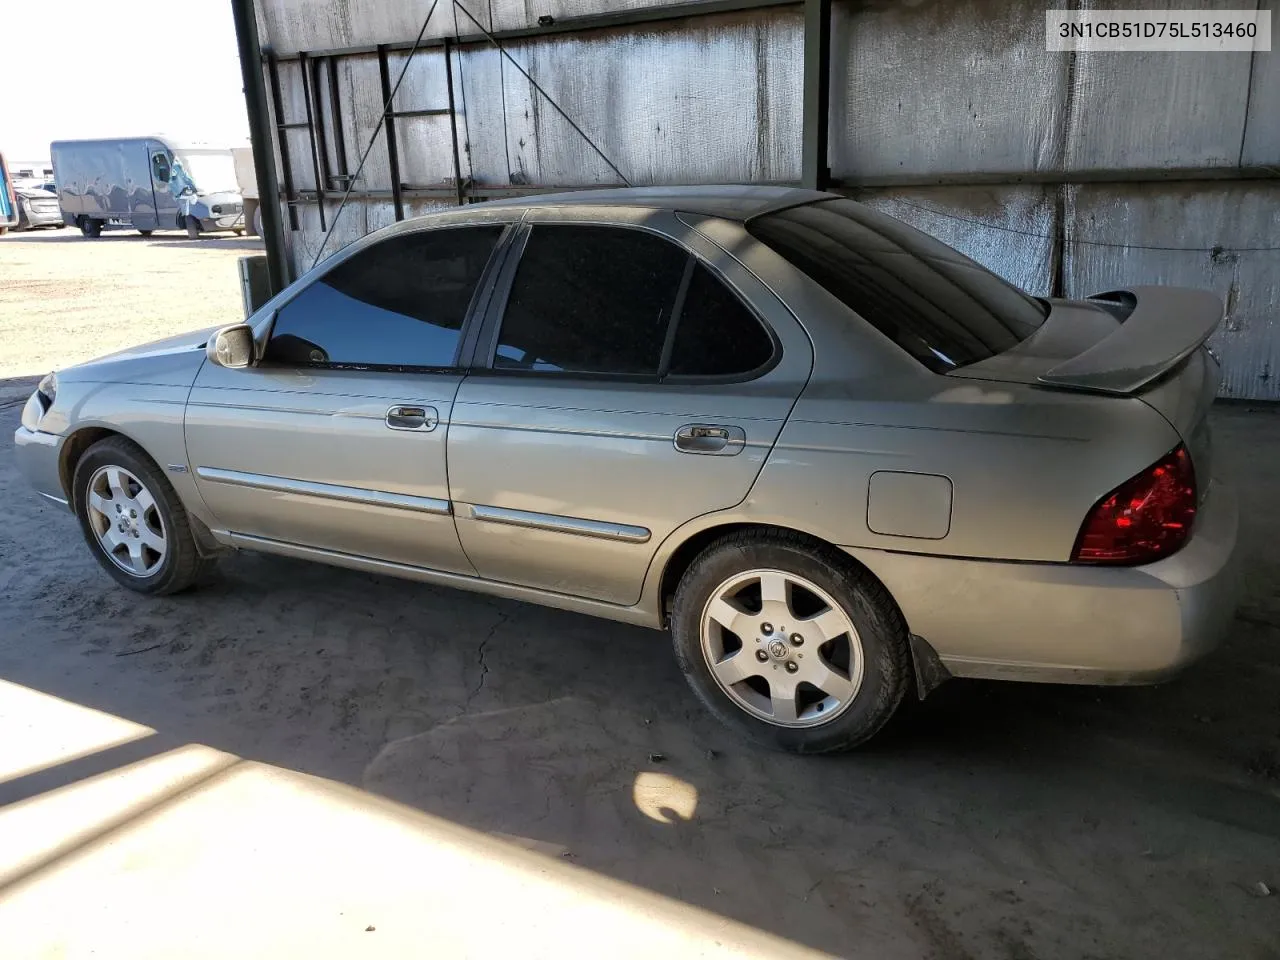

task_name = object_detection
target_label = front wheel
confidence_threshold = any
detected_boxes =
[73,436,216,595]
[138,229,153,237]
[79,217,102,238]
[185,216,200,240]
[671,531,911,754]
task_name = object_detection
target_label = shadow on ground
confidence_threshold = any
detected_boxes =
[2,381,1278,958]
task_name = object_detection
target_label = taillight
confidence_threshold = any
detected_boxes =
[1071,445,1196,565]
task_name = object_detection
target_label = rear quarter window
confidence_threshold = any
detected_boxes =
[747,199,1045,373]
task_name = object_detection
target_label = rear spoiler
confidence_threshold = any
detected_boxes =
[1038,286,1223,395]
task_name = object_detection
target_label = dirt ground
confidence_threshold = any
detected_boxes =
[1,227,1278,958]
[0,225,253,379]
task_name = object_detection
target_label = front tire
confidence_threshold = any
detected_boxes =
[138,229,153,237]
[185,216,201,240]
[671,531,911,754]
[72,436,216,595]
[79,216,102,238]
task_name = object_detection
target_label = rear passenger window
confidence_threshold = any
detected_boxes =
[493,225,687,376]
[266,226,501,369]
[667,265,774,377]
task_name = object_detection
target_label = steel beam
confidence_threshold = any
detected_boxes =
[230,0,290,292]
[829,167,1280,189]
[801,0,831,191]
[266,0,800,61]
[388,109,453,119]
[326,57,350,184]
[298,52,327,229]
[266,52,300,233]
[444,38,466,206]
[377,43,405,221]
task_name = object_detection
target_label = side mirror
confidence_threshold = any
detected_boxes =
[206,324,255,369]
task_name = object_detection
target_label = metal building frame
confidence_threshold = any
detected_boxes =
[236,0,833,291]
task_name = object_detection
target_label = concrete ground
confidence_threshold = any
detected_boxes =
[1,227,1278,958]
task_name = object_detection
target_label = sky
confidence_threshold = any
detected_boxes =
[2,0,250,162]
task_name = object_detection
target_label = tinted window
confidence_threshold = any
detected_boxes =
[494,225,687,375]
[267,226,501,369]
[668,265,773,377]
[747,199,1046,373]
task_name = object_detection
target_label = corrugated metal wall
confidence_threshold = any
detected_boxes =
[255,0,1279,398]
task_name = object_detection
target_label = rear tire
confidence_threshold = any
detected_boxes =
[671,530,911,754]
[185,216,200,240]
[79,217,102,238]
[72,436,216,595]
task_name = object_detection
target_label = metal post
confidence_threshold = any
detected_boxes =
[326,57,350,183]
[298,52,327,229]
[801,0,831,191]
[230,0,290,292]
[266,52,300,232]
[377,43,405,221]
[444,38,465,206]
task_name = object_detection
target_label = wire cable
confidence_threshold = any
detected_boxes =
[451,0,631,188]
[310,0,441,270]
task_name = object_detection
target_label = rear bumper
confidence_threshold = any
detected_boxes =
[14,427,69,507]
[22,207,63,228]
[844,480,1241,685]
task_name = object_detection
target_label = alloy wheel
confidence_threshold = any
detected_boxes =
[699,568,864,727]
[85,465,167,577]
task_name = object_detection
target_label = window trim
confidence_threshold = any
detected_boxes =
[259,221,517,375]
[471,220,782,385]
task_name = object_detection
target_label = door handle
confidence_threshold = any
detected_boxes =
[674,423,745,456]
[385,405,438,432]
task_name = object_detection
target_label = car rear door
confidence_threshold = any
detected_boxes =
[185,222,510,574]
[446,208,813,605]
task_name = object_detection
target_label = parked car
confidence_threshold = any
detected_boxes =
[13,186,1240,753]
[50,137,245,238]
[13,180,63,229]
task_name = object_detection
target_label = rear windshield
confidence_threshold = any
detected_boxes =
[747,198,1046,373]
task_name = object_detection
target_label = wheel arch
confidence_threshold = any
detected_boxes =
[59,426,126,502]
[653,520,900,629]
[59,423,224,558]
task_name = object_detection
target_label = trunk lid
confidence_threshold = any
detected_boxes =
[952,286,1224,487]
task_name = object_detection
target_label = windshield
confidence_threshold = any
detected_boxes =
[747,198,1046,373]
[172,151,239,194]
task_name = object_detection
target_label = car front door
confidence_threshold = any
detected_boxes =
[446,210,814,605]
[185,222,509,574]
[144,142,178,231]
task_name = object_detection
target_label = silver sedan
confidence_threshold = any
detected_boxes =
[14,187,1240,753]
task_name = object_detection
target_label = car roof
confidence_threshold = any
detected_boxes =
[479,185,833,222]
